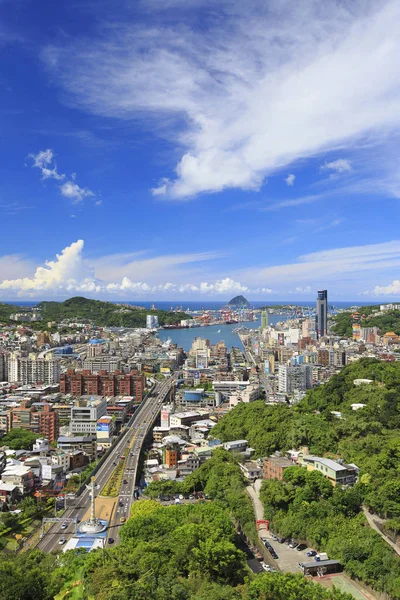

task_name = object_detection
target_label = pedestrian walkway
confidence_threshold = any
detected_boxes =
[246,478,264,521]
[362,507,400,557]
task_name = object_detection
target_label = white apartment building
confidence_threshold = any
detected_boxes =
[7,353,61,385]
[70,397,107,434]
[82,356,121,373]
[278,364,312,394]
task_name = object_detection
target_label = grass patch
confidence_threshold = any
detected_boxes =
[100,458,127,497]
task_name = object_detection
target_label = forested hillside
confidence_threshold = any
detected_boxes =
[211,358,400,597]
[37,296,190,327]
[0,499,353,600]
[331,306,400,337]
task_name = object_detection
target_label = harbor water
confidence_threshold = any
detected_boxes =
[157,314,287,351]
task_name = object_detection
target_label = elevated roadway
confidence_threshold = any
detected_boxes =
[37,377,174,552]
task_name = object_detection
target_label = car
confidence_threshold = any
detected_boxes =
[271,533,278,540]
[120,516,126,523]
[119,501,124,507]
[123,480,128,484]
[307,550,317,557]
[288,541,298,549]
[261,562,271,571]
[189,494,195,500]
[60,523,68,530]
[277,537,285,543]
[58,537,67,545]
[113,462,116,466]
[108,537,114,544]
[296,544,307,551]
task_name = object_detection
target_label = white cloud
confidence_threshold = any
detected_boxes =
[29,148,95,202]
[0,240,92,293]
[29,149,65,180]
[42,1,400,199]
[321,158,352,173]
[284,174,295,186]
[366,280,400,296]
[60,181,94,203]
[314,218,344,233]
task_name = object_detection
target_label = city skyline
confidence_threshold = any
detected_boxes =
[1,1,400,299]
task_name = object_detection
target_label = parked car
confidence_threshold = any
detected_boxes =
[261,562,271,571]
[307,550,317,557]
[108,538,114,544]
[189,495,195,500]
[288,541,298,549]
[296,544,307,551]
[277,537,286,543]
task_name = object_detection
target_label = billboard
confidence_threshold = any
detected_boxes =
[96,422,110,431]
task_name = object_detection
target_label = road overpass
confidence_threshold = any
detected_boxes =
[36,377,174,552]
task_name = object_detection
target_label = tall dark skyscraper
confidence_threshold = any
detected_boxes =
[316,289,328,339]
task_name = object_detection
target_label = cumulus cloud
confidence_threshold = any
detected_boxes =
[367,280,400,295]
[321,159,352,174]
[60,181,94,203]
[29,149,65,180]
[284,174,296,186]
[0,240,92,294]
[42,1,400,199]
[29,148,94,202]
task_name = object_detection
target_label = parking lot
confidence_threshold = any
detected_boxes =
[260,531,314,574]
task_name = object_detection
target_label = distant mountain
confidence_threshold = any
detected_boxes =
[227,295,249,307]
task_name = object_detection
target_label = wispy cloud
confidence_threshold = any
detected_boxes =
[320,158,352,174]
[314,218,344,233]
[29,149,65,181]
[42,1,400,200]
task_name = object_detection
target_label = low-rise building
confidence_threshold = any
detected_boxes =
[240,461,262,481]
[57,435,97,459]
[263,455,292,480]
[302,455,358,486]
[223,439,248,453]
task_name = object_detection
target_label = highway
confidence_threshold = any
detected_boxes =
[37,377,174,553]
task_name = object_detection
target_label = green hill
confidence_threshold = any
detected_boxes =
[0,302,19,322]
[331,305,400,337]
[36,296,190,328]
[227,295,249,307]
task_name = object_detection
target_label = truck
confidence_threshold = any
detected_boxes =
[314,552,328,562]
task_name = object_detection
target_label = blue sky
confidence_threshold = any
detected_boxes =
[1,0,400,301]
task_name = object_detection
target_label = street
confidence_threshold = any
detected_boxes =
[36,377,174,552]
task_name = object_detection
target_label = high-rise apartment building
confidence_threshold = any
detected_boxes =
[316,290,328,339]
[0,350,8,382]
[146,315,159,329]
[278,364,313,394]
[261,310,269,329]
[7,354,60,385]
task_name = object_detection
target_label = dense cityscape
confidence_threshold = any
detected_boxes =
[0,291,400,598]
